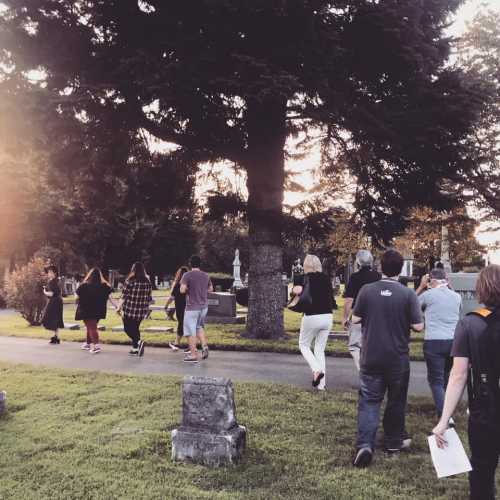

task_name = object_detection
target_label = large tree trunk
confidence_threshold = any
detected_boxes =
[244,97,287,339]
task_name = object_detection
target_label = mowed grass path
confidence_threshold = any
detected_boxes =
[0,362,476,500]
[0,292,427,360]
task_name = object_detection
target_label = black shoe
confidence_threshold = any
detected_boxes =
[138,340,145,357]
[312,372,324,387]
[202,346,209,360]
[353,447,373,468]
[49,336,60,345]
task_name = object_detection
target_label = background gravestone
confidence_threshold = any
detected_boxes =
[0,391,6,416]
[448,272,480,316]
[171,376,246,467]
[206,292,245,324]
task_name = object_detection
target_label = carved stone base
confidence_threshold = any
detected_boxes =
[171,425,246,467]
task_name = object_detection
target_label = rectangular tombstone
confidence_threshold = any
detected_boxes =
[448,272,480,317]
[207,292,236,318]
[0,391,6,416]
[171,376,246,467]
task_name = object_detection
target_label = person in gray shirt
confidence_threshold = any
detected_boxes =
[416,268,462,417]
[351,249,423,468]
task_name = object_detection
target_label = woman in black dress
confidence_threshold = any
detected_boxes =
[42,265,65,344]
[75,267,118,354]
[165,266,188,351]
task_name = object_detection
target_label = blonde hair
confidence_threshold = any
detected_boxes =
[303,254,322,274]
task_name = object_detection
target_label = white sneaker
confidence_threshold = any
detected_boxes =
[81,343,91,350]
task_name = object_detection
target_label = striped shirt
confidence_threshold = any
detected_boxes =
[121,279,152,321]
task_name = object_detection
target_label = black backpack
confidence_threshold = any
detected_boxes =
[466,308,500,424]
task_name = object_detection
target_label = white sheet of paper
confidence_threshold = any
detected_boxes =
[428,428,472,478]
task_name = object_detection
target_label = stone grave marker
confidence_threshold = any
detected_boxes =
[0,391,6,416]
[448,272,480,316]
[171,376,246,467]
[206,292,245,324]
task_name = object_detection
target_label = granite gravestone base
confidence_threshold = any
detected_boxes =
[171,376,246,467]
[0,391,6,416]
[206,292,245,324]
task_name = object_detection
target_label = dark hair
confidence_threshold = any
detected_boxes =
[44,265,59,276]
[381,249,404,277]
[174,266,189,283]
[126,262,150,283]
[429,268,447,280]
[190,255,201,268]
[476,265,500,308]
[83,267,110,286]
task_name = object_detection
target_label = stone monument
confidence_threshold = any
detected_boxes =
[171,376,246,467]
[448,272,480,317]
[440,225,452,273]
[0,391,6,416]
[232,249,244,289]
[206,292,245,324]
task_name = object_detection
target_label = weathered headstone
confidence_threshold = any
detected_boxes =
[206,292,244,324]
[448,272,480,316]
[0,391,6,416]
[171,376,246,467]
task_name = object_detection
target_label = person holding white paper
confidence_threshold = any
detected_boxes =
[433,265,500,500]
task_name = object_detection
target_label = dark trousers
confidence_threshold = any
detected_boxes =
[423,340,453,417]
[176,305,185,338]
[84,319,99,345]
[123,317,142,348]
[469,419,500,500]
[357,360,410,451]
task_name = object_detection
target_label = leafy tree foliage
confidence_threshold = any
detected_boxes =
[0,0,486,337]
[457,8,500,221]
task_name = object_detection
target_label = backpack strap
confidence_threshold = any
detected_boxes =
[467,307,493,319]
[466,308,500,420]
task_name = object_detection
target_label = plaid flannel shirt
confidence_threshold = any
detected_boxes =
[121,279,153,321]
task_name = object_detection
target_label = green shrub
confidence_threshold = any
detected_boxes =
[5,258,47,325]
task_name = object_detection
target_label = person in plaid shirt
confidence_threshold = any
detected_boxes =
[117,262,152,356]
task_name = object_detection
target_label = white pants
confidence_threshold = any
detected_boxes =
[299,313,332,390]
[348,322,362,371]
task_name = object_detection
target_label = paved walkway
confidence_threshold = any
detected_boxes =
[0,336,432,396]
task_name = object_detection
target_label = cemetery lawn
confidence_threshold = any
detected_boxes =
[0,362,477,500]
[0,292,425,361]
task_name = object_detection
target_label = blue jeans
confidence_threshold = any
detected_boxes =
[357,359,410,451]
[423,340,453,417]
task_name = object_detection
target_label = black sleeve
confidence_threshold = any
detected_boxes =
[49,279,62,297]
[343,275,357,299]
[451,318,471,358]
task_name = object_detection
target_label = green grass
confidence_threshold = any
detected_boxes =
[0,291,426,360]
[0,362,478,500]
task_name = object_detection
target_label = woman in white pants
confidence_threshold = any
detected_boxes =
[295,255,334,390]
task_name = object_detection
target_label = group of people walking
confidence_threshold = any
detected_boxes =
[41,249,500,498]
[294,248,500,499]
[41,256,212,362]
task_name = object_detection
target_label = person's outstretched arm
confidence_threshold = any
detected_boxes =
[432,357,469,447]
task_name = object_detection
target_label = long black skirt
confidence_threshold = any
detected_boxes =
[42,297,65,331]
